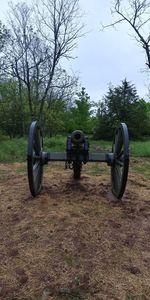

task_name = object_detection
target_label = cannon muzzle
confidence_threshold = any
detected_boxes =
[71,130,85,144]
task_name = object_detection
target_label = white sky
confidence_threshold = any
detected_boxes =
[0,0,149,101]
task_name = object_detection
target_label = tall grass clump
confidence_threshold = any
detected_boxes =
[44,136,66,152]
[130,140,150,157]
[0,138,27,162]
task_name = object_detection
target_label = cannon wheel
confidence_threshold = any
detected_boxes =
[73,161,82,179]
[111,123,129,199]
[27,121,43,197]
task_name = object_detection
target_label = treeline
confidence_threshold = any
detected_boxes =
[0,84,95,138]
[95,79,150,140]
[0,78,150,140]
[0,1,150,140]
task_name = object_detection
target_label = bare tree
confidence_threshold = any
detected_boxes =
[0,21,9,51]
[36,0,83,116]
[48,68,78,106]
[0,2,46,120]
[103,0,150,69]
[0,0,83,123]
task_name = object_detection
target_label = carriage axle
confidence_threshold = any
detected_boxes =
[27,122,129,199]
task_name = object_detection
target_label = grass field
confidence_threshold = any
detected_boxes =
[0,136,150,163]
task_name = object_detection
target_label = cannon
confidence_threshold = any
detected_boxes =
[27,121,129,199]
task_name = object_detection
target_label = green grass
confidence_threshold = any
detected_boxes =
[0,135,66,162]
[90,139,150,157]
[130,158,150,177]
[84,163,110,176]
[130,140,150,157]
[44,136,66,152]
[0,136,150,163]
[0,169,10,182]
[134,164,150,177]
[0,137,27,162]
[6,296,18,300]
[89,139,111,152]
[63,255,80,267]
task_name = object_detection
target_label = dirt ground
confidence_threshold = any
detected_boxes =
[0,160,150,300]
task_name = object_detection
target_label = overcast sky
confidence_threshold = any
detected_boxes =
[0,0,149,101]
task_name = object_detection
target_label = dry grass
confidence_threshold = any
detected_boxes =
[0,160,150,300]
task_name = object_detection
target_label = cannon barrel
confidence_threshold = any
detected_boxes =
[71,130,85,144]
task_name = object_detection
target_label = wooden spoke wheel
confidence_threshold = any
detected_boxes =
[27,121,43,197]
[111,123,129,199]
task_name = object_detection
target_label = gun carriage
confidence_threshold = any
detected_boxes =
[27,121,129,199]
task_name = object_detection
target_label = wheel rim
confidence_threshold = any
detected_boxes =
[27,121,43,197]
[111,123,129,199]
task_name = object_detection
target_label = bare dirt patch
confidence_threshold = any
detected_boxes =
[0,160,150,300]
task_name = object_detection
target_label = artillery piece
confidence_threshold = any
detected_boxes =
[27,121,129,199]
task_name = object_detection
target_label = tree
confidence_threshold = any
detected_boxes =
[0,79,26,138]
[0,20,9,51]
[42,69,78,136]
[95,79,150,139]
[44,98,66,137]
[131,98,150,137]
[69,87,94,133]
[0,2,47,122]
[35,0,84,118]
[103,0,150,69]
[0,0,83,123]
